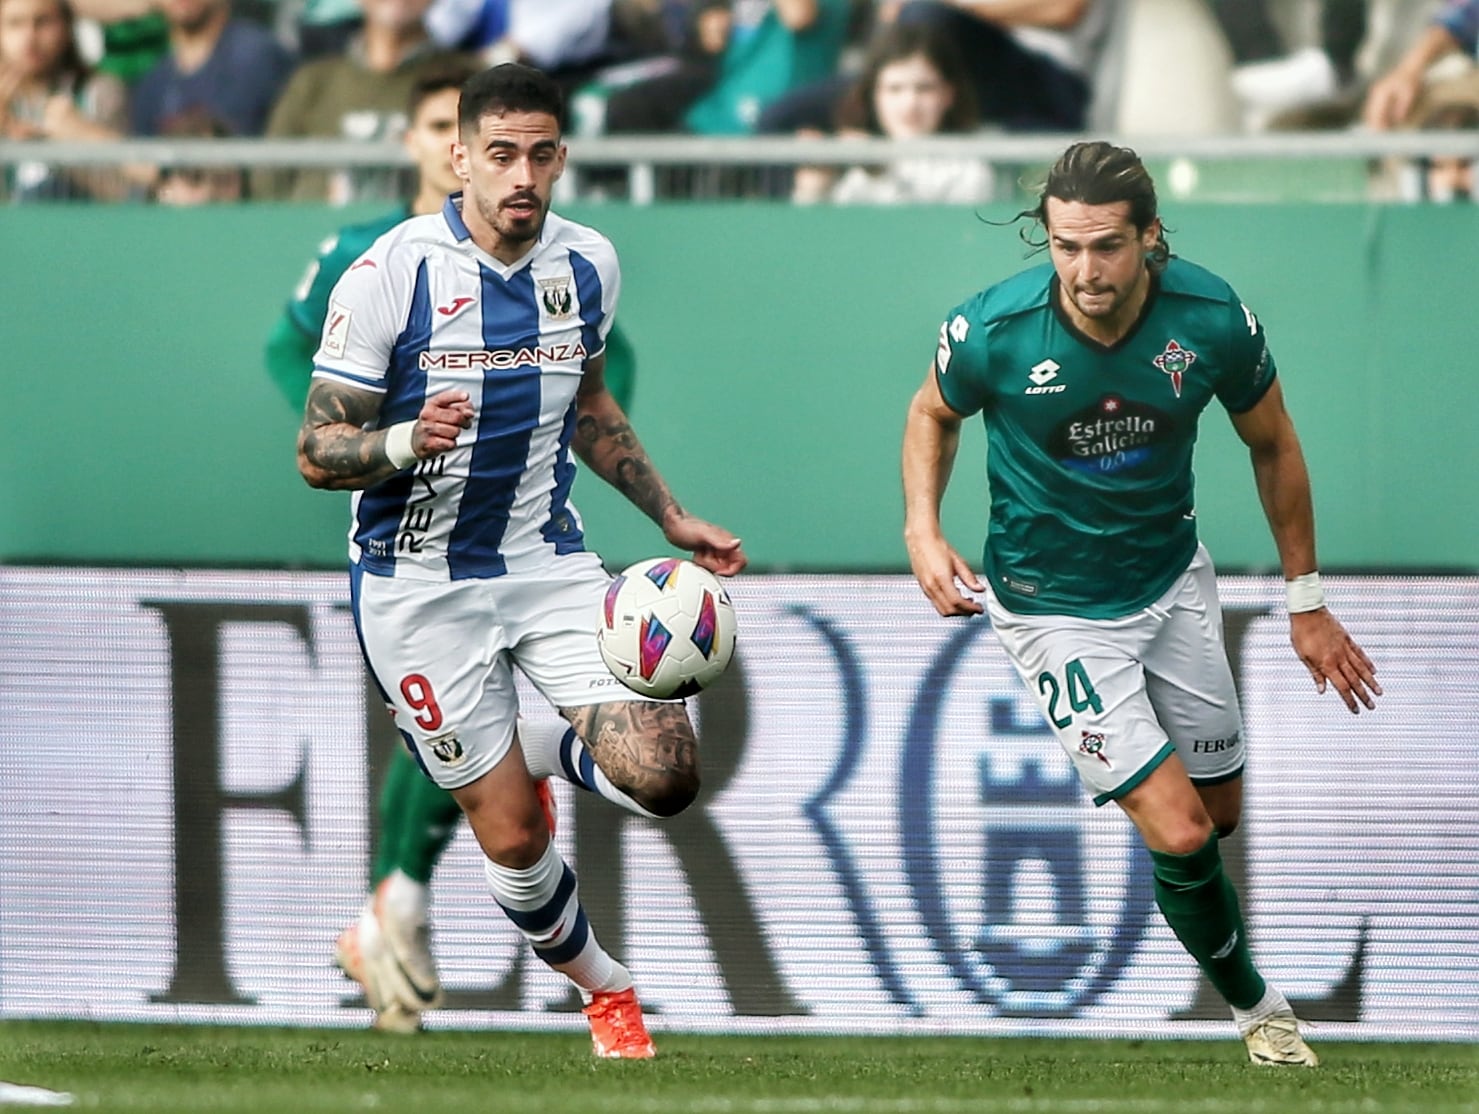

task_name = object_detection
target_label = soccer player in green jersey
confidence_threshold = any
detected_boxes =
[263,64,638,1033]
[902,141,1380,1065]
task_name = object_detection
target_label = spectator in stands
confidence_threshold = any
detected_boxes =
[1212,0,1365,131]
[68,0,168,85]
[792,22,990,204]
[0,0,127,198]
[1399,97,1479,199]
[151,105,245,203]
[893,0,1098,130]
[424,0,614,89]
[1364,0,1478,130]
[260,0,472,202]
[129,0,295,137]
[280,0,363,59]
[603,0,850,135]
[758,0,1105,136]
[590,0,730,134]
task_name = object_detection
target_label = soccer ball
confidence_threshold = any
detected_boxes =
[597,557,736,699]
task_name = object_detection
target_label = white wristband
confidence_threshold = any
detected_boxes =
[383,421,418,470]
[1285,571,1326,613]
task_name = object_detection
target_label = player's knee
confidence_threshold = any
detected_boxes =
[635,769,701,818]
[481,824,549,869]
[1159,817,1216,857]
[465,803,549,868]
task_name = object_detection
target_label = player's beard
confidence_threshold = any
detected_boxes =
[475,189,547,248]
[1071,283,1124,319]
[1071,265,1148,322]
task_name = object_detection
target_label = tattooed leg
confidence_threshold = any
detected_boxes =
[561,701,701,818]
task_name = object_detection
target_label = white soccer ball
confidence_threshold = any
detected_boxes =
[597,557,737,699]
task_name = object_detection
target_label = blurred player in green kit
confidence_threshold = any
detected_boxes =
[264,64,638,1032]
[903,141,1380,1066]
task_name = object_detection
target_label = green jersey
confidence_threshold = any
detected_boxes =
[935,257,1276,620]
[266,208,637,412]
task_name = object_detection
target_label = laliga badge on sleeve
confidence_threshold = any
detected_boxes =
[323,301,353,358]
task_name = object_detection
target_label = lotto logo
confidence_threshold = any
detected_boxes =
[1026,359,1065,394]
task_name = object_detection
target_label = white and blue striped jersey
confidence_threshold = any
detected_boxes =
[312,194,619,581]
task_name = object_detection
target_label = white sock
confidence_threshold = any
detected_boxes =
[374,870,429,923]
[483,841,631,997]
[517,716,659,820]
[1231,983,1291,1035]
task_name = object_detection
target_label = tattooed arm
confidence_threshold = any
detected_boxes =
[574,353,681,524]
[574,354,748,575]
[297,379,473,490]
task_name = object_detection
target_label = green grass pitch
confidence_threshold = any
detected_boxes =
[0,1023,1473,1113]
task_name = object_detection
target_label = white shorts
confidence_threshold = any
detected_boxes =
[351,551,643,789]
[986,544,1245,806]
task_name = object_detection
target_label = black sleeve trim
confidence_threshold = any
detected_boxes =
[934,362,974,417]
[1224,370,1277,415]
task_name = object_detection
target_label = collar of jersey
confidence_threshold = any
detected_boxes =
[442,191,548,277]
[1049,271,1161,354]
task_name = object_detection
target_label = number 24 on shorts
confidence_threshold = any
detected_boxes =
[1037,658,1103,729]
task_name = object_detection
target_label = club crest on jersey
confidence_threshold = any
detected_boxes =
[1152,339,1197,398]
[538,277,573,318]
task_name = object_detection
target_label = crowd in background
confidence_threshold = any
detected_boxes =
[1,0,1475,202]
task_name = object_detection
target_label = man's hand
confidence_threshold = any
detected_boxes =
[413,389,473,457]
[1290,608,1381,713]
[1362,67,1423,130]
[661,509,747,577]
[906,531,984,617]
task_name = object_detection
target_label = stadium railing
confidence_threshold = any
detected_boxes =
[2,131,1477,204]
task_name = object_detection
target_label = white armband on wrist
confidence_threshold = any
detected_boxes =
[1285,571,1326,613]
[383,421,418,470]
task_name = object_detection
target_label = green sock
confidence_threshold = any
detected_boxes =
[1149,833,1266,1011]
[372,749,463,887]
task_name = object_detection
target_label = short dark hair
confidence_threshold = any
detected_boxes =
[458,63,568,136]
[407,63,480,123]
[1013,141,1171,271]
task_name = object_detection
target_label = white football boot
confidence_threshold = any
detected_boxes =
[1243,1011,1319,1067]
[334,874,443,1032]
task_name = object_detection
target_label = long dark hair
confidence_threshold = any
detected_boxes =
[835,23,978,136]
[1012,141,1171,271]
[0,0,90,87]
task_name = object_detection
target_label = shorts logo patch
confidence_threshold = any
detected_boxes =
[1079,730,1111,767]
[1192,733,1240,754]
[428,732,465,766]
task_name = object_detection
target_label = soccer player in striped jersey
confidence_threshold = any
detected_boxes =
[297,63,746,1058]
[265,63,640,1035]
[903,141,1379,1066]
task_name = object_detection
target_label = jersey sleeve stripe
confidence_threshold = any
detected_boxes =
[312,366,389,393]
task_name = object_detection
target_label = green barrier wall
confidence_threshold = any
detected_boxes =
[4,203,1475,570]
